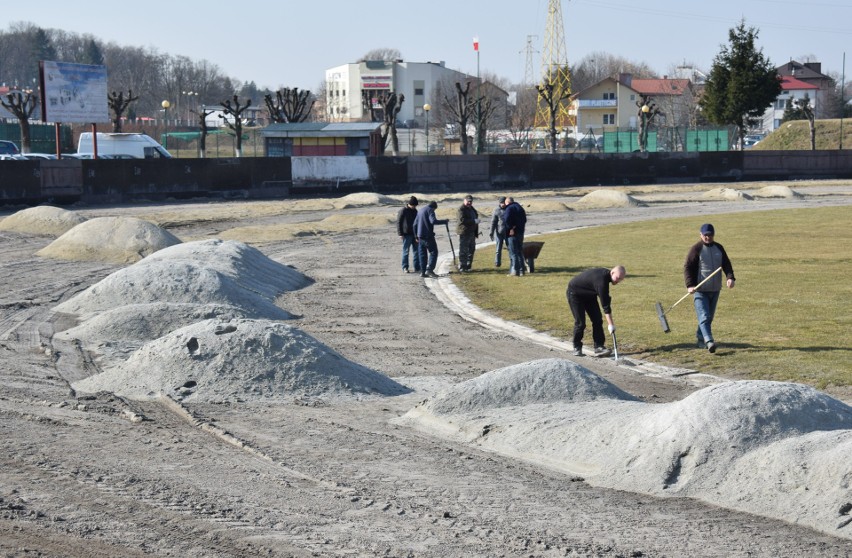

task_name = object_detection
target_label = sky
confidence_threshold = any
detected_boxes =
[5,0,851,92]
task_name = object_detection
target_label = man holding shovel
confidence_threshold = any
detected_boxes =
[567,266,626,357]
[684,223,736,353]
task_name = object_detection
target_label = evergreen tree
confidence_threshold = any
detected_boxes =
[699,20,781,149]
[84,39,104,66]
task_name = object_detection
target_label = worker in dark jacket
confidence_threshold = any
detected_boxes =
[489,196,507,267]
[684,223,736,353]
[413,201,449,278]
[397,196,420,273]
[456,194,480,272]
[501,197,527,276]
[566,266,626,357]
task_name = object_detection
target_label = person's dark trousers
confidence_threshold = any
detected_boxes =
[417,236,439,273]
[458,232,476,269]
[567,290,606,349]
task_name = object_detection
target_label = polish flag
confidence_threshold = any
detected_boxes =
[473,36,479,51]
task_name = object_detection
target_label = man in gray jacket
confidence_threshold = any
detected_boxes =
[684,223,736,353]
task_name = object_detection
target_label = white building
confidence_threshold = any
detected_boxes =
[762,76,819,132]
[325,60,473,124]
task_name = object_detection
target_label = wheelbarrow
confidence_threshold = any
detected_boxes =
[522,241,544,273]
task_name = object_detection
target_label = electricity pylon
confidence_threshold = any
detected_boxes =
[534,0,574,130]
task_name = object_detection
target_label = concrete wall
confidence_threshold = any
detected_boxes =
[2,150,851,207]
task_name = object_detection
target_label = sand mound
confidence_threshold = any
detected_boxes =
[571,190,643,208]
[0,205,87,236]
[54,240,307,318]
[334,192,397,208]
[701,188,754,201]
[37,216,181,264]
[72,318,411,402]
[423,359,637,415]
[398,368,852,540]
[753,185,804,199]
[521,200,571,213]
[54,302,291,363]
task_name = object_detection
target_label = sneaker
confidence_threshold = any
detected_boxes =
[697,339,705,349]
[426,271,440,278]
[573,347,583,357]
[707,341,717,353]
[420,272,428,278]
[594,346,612,357]
[403,268,410,273]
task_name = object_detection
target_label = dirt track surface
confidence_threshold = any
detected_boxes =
[2,183,852,557]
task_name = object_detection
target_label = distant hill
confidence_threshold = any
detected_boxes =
[754,119,852,150]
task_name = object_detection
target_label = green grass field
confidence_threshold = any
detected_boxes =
[455,206,852,389]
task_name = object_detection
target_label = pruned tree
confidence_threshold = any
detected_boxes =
[507,86,538,151]
[0,90,37,153]
[473,94,498,155]
[443,82,476,155]
[191,105,216,158]
[220,95,251,157]
[535,79,571,154]
[264,87,315,123]
[699,19,782,150]
[784,96,816,150]
[636,94,662,153]
[107,89,139,132]
[377,92,404,155]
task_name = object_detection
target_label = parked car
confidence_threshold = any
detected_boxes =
[22,153,58,160]
[0,140,21,156]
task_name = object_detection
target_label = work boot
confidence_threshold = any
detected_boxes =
[594,346,611,357]
[573,347,583,357]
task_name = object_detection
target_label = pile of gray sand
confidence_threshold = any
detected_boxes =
[397,358,852,540]
[571,190,643,208]
[753,185,804,199]
[37,216,181,264]
[0,205,87,236]
[72,318,411,403]
[701,187,754,201]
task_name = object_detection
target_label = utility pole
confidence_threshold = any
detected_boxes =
[535,0,574,132]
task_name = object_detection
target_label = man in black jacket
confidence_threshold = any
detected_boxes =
[396,196,419,273]
[566,266,626,357]
[456,194,480,272]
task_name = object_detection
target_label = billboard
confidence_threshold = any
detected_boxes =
[39,61,109,123]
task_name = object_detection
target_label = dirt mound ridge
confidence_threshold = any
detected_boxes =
[0,205,87,236]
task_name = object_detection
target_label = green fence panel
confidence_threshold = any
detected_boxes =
[0,122,73,153]
[602,131,656,153]
[685,129,729,152]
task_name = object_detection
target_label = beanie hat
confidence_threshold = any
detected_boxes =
[464,194,473,201]
[428,201,438,209]
[700,223,715,235]
[498,196,507,204]
[408,196,418,206]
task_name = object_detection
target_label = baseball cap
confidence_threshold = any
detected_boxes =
[464,194,473,201]
[700,223,715,235]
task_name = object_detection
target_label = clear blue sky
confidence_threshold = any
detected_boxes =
[6,0,851,91]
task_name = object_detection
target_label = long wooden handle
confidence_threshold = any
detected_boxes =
[667,266,723,313]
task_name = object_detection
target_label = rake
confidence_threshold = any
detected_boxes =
[655,266,722,333]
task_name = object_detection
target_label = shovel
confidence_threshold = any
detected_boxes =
[655,266,722,333]
[611,330,619,363]
[444,222,457,267]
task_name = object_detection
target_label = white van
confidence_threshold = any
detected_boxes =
[77,132,172,159]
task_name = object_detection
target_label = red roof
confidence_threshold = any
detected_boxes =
[780,76,818,90]
[629,78,690,96]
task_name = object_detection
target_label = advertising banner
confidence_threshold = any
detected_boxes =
[39,61,109,123]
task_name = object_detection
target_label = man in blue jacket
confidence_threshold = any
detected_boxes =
[413,201,449,278]
[501,197,527,276]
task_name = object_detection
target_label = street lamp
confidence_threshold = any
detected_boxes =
[423,103,431,154]
[161,99,171,125]
[640,104,650,152]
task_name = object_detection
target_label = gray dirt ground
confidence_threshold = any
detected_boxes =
[1,182,851,557]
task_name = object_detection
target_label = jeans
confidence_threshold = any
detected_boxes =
[494,233,505,266]
[401,234,419,271]
[507,234,525,274]
[417,236,438,273]
[567,291,606,349]
[693,290,720,345]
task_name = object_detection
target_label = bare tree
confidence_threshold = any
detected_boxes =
[443,82,476,155]
[535,80,571,154]
[0,90,37,153]
[795,96,817,150]
[264,88,314,123]
[636,94,662,153]
[191,106,216,158]
[359,47,402,62]
[507,86,538,151]
[107,89,139,132]
[219,95,251,157]
[377,92,404,155]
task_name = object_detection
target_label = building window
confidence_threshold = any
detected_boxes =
[414,88,424,96]
[603,92,615,100]
[603,113,615,125]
